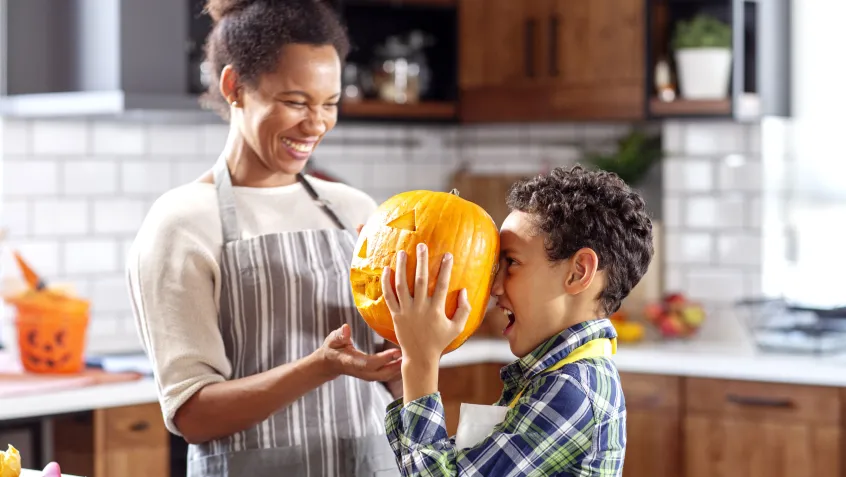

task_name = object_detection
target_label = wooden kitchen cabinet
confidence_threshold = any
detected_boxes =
[439,363,506,436]
[683,378,842,477]
[52,402,170,477]
[619,373,683,477]
[458,0,646,122]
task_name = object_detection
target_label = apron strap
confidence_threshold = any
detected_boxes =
[297,173,358,235]
[212,156,242,244]
[507,337,617,408]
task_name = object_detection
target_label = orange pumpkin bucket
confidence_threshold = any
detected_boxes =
[7,290,90,374]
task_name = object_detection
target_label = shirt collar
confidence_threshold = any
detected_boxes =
[500,318,618,390]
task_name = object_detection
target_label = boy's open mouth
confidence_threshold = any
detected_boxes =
[502,307,516,335]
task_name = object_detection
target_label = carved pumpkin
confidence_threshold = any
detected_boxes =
[350,189,500,354]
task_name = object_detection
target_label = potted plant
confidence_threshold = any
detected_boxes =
[672,14,733,100]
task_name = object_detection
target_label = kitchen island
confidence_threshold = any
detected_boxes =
[3,332,846,477]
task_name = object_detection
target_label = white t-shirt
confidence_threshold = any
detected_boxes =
[125,177,378,435]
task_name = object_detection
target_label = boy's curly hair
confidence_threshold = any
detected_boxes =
[506,164,654,316]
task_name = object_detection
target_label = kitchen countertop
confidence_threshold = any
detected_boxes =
[5,335,846,421]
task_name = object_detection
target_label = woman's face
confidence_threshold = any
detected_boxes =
[229,44,342,177]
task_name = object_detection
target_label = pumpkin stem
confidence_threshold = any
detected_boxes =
[450,188,460,197]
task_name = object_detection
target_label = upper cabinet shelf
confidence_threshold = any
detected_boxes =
[645,0,791,120]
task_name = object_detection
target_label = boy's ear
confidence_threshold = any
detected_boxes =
[563,248,599,295]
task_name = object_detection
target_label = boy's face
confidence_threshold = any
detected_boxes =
[491,211,601,358]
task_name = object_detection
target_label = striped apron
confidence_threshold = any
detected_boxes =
[187,157,399,477]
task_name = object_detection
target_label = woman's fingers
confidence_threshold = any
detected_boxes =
[431,252,453,306]
[414,243,428,307]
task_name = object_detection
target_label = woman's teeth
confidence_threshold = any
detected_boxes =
[282,138,314,153]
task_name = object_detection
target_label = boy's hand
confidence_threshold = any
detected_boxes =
[381,243,472,366]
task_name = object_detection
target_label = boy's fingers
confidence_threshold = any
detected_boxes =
[395,251,412,308]
[431,253,453,306]
[382,267,400,314]
[452,288,472,332]
[414,243,428,307]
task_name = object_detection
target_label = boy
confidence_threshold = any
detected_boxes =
[379,165,654,476]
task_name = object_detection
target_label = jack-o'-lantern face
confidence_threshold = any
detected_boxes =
[350,189,500,354]
[22,329,73,371]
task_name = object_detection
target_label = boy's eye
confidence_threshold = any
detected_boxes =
[284,101,307,107]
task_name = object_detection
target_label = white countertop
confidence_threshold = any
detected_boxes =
[5,334,846,421]
[443,336,846,388]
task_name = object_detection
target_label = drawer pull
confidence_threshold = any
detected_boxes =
[726,394,794,408]
[129,421,150,432]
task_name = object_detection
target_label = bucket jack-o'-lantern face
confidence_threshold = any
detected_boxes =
[350,189,500,354]
[22,329,74,371]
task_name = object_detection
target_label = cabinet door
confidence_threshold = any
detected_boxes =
[459,0,555,122]
[439,364,505,436]
[619,373,682,477]
[96,403,171,477]
[684,378,842,477]
[546,0,646,119]
[53,402,170,477]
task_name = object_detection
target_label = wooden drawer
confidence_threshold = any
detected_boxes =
[685,378,841,424]
[620,373,681,411]
[101,402,167,449]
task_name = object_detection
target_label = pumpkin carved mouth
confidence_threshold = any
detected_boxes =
[350,267,384,305]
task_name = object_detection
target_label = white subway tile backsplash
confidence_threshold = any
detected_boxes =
[122,162,173,195]
[90,277,133,313]
[717,233,763,266]
[665,231,713,264]
[91,123,146,155]
[173,160,213,186]
[686,268,747,302]
[662,121,686,154]
[2,160,59,196]
[63,160,119,196]
[663,195,683,228]
[527,123,582,144]
[718,157,762,191]
[32,120,88,155]
[13,240,61,277]
[664,268,685,293]
[0,119,30,154]
[93,199,147,234]
[684,122,746,155]
[368,163,408,189]
[87,315,120,338]
[405,163,445,190]
[63,239,119,274]
[0,200,29,237]
[663,158,713,192]
[202,124,229,156]
[685,195,745,228]
[582,123,630,143]
[149,125,202,155]
[32,199,89,236]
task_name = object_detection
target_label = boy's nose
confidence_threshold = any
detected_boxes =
[490,266,505,297]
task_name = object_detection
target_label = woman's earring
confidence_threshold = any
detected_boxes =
[231,100,239,107]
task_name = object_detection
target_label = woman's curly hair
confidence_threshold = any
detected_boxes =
[506,164,654,316]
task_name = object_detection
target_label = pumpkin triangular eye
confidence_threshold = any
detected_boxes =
[357,238,368,259]
[387,210,416,232]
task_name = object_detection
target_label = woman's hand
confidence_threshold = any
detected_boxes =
[318,324,403,382]
[381,243,471,366]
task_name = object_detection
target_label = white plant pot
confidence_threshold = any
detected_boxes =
[675,48,732,100]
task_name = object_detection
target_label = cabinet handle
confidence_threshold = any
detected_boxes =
[129,421,150,432]
[524,19,537,78]
[548,15,560,77]
[726,394,795,409]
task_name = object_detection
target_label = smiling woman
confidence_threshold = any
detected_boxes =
[124,1,403,477]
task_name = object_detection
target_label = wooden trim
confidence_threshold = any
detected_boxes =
[649,98,732,116]
[341,100,457,119]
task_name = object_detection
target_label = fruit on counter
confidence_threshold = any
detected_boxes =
[644,292,706,338]
[0,444,21,477]
[609,310,646,342]
[350,188,500,354]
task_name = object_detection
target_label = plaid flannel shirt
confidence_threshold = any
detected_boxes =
[385,319,626,477]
